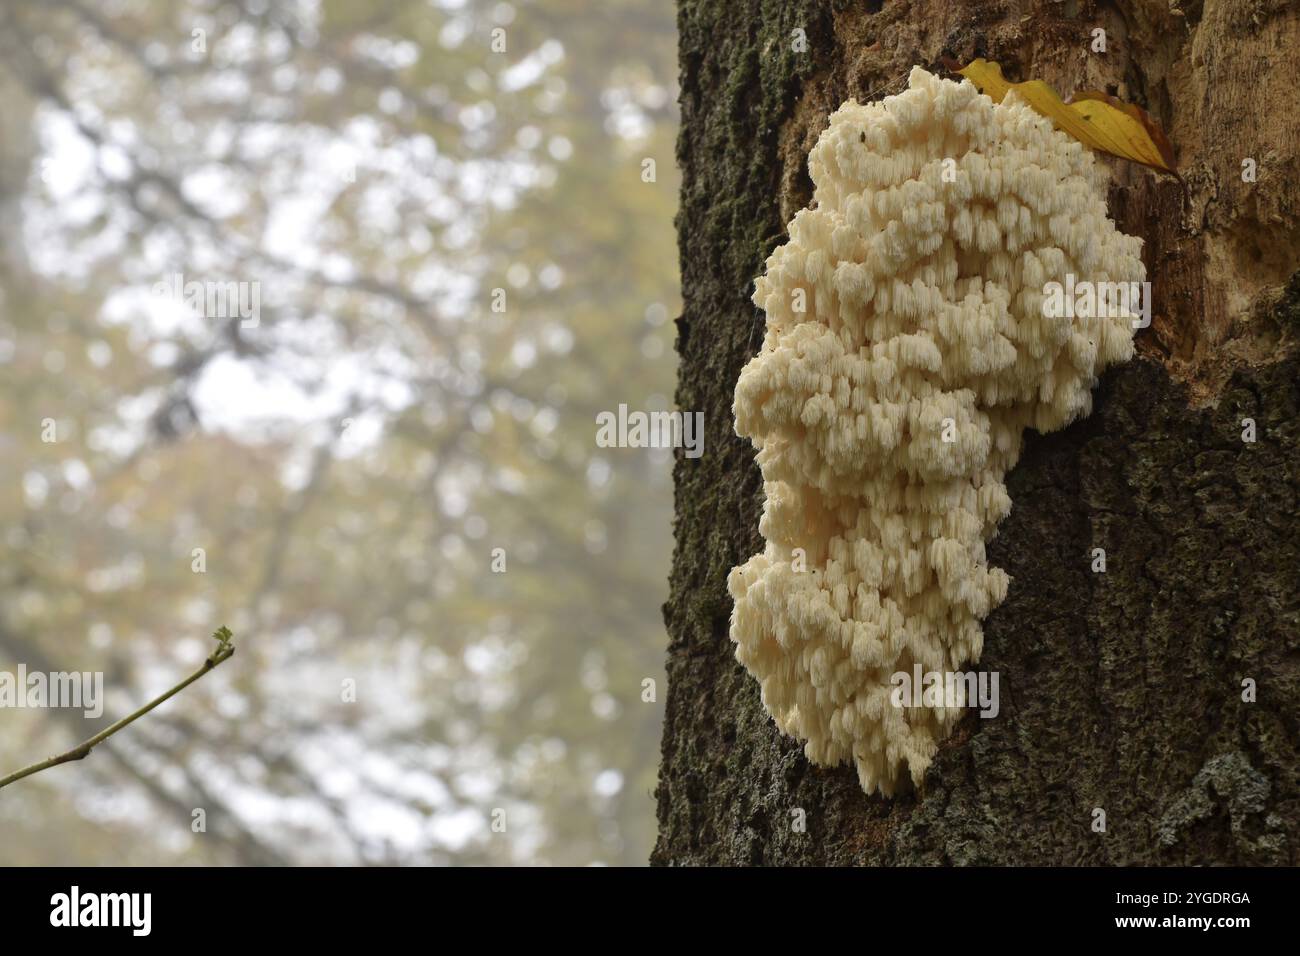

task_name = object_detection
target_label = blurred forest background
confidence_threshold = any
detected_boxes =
[0,0,678,865]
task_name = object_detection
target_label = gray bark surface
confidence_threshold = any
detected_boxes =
[654,0,1299,865]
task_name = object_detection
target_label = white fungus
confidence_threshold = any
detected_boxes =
[728,67,1145,796]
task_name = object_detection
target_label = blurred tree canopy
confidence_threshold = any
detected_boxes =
[0,0,678,865]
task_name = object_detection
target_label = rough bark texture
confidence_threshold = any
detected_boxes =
[654,0,1299,865]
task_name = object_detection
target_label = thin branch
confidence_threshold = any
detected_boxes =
[0,628,236,792]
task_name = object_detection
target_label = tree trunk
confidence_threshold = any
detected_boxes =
[654,0,1299,865]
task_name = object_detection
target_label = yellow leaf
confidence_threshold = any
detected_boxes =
[955,58,1177,175]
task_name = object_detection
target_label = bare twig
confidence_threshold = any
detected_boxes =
[0,627,236,791]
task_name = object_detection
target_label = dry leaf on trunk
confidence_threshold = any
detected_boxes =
[951,58,1178,176]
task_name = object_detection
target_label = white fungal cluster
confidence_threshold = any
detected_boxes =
[728,66,1145,796]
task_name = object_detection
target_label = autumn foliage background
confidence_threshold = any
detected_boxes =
[0,0,678,865]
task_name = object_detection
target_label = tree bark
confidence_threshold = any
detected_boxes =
[654,0,1299,865]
